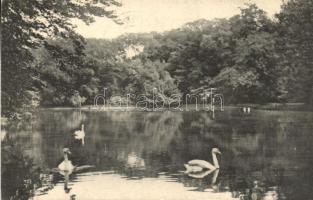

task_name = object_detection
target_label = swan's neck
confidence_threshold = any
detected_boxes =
[212,152,219,168]
[81,125,84,131]
[64,153,69,161]
[212,169,219,184]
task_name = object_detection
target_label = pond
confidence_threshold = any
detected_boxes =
[2,108,313,200]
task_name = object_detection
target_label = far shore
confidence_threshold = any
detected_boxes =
[40,103,312,112]
[1,103,312,126]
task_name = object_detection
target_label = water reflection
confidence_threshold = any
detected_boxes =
[2,136,41,200]
[2,109,313,200]
[126,152,146,169]
[181,169,221,193]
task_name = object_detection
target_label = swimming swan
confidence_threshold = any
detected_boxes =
[58,148,75,174]
[57,148,93,173]
[184,148,221,173]
[74,124,85,146]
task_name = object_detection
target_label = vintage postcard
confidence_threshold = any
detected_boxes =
[1,0,313,199]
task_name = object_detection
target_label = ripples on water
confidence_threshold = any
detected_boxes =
[2,108,313,200]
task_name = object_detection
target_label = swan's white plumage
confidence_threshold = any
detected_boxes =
[74,124,85,145]
[58,160,74,172]
[184,164,203,173]
[58,148,75,176]
[74,130,85,138]
[188,159,215,169]
[184,148,221,173]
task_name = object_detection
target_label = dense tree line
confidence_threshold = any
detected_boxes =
[1,0,121,118]
[2,0,313,118]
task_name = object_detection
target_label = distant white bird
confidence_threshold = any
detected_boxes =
[243,107,247,113]
[74,124,85,145]
[184,148,222,173]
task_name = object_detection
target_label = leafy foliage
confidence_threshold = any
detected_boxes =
[1,0,120,117]
[276,0,313,104]
[2,1,313,116]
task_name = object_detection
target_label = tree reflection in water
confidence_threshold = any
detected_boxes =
[1,109,313,200]
[2,136,44,200]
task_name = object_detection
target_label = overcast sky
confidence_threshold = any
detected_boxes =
[74,0,283,39]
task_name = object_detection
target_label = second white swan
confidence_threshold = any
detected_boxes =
[184,148,221,173]
[74,124,85,145]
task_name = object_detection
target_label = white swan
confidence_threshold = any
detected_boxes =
[56,148,94,192]
[58,148,75,174]
[74,124,85,145]
[56,148,94,174]
[184,148,221,173]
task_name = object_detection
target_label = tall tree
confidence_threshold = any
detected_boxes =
[1,0,120,117]
[276,0,313,104]
[210,4,279,103]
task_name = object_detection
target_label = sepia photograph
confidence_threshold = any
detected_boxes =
[1,0,313,199]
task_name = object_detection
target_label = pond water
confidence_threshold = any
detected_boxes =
[2,108,313,200]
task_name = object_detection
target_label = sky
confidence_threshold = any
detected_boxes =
[74,0,283,39]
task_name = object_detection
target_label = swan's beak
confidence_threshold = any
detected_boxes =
[216,150,222,154]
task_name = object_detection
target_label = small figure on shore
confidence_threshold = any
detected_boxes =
[247,107,251,113]
[243,107,251,114]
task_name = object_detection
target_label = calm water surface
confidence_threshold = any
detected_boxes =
[2,108,313,200]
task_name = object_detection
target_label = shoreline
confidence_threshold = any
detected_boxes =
[40,103,313,112]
